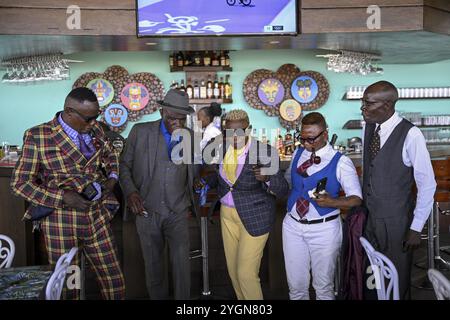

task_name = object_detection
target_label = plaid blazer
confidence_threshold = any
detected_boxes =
[10,113,120,221]
[204,139,288,237]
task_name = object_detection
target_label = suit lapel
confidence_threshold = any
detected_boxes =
[50,116,87,167]
[147,120,161,180]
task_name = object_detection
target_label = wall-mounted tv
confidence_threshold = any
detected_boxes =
[136,0,297,37]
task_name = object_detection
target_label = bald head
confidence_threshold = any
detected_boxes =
[361,81,398,124]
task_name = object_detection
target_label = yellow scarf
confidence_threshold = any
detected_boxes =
[223,142,248,185]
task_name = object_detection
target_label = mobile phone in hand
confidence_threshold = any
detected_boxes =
[315,177,327,194]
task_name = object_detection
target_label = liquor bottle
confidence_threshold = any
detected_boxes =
[186,78,193,99]
[170,80,178,89]
[224,75,232,100]
[183,52,192,66]
[225,51,230,67]
[193,80,200,99]
[261,128,267,144]
[203,51,211,66]
[206,76,213,99]
[169,53,174,68]
[220,51,226,66]
[193,51,202,66]
[211,51,220,66]
[219,76,225,99]
[213,75,220,99]
[200,80,207,99]
[176,51,184,67]
[179,79,186,92]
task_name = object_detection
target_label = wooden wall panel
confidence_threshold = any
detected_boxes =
[0,0,135,10]
[0,8,136,35]
[301,0,423,8]
[301,6,423,33]
[424,6,450,35]
[424,0,450,12]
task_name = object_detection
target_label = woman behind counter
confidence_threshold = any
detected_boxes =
[197,102,222,151]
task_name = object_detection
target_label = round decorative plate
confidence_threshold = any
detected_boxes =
[257,78,285,106]
[104,104,128,127]
[86,78,114,107]
[291,75,319,104]
[279,99,302,122]
[121,82,150,111]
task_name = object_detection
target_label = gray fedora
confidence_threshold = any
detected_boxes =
[157,89,195,114]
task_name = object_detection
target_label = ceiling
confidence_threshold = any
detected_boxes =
[0,30,449,64]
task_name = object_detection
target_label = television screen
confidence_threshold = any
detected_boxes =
[136,0,297,37]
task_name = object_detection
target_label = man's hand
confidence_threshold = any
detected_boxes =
[193,178,205,191]
[403,229,421,252]
[127,191,145,215]
[314,192,335,208]
[63,190,91,210]
[253,165,269,182]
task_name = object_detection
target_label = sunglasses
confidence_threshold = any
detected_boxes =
[299,130,326,144]
[68,107,100,123]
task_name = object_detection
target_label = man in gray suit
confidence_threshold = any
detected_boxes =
[119,89,198,300]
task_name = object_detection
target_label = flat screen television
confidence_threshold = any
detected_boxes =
[136,0,297,37]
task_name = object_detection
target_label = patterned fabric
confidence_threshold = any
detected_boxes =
[295,158,314,218]
[368,125,381,161]
[204,141,289,237]
[78,132,95,159]
[58,113,94,152]
[0,266,52,300]
[10,112,125,299]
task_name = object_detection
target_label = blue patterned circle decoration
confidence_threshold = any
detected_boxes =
[291,76,319,104]
[104,104,128,127]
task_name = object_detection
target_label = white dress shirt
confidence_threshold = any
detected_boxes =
[285,143,362,220]
[362,111,437,232]
[200,121,222,151]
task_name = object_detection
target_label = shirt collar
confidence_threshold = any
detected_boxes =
[377,111,400,134]
[58,112,79,141]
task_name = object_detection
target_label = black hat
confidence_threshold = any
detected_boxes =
[157,89,194,114]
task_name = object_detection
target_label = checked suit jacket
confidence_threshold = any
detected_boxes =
[204,138,288,237]
[10,112,120,223]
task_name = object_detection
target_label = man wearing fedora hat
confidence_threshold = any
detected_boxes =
[120,89,199,299]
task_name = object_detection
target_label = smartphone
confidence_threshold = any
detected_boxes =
[315,177,328,194]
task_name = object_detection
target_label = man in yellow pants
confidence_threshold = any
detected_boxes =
[200,109,288,299]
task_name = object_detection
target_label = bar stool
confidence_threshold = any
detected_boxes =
[414,158,450,289]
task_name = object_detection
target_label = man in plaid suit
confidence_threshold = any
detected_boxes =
[11,87,125,299]
[199,109,288,300]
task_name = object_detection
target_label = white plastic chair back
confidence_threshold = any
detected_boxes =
[360,236,399,300]
[428,268,450,300]
[45,247,78,300]
[0,234,15,269]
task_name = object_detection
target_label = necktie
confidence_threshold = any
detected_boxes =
[78,133,95,160]
[295,158,314,218]
[369,125,381,161]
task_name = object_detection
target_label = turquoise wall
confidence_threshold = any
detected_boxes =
[1,49,449,146]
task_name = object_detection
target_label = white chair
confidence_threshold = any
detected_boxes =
[360,236,399,300]
[428,268,450,300]
[45,247,78,300]
[0,234,15,269]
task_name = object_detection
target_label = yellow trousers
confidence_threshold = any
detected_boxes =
[220,205,269,300]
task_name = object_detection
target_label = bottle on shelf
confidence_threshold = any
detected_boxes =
[203,51,211,66]
[261,128,267,144]
[200,80,207,99]
[213,75,220,99]
[219,76,225,99]
[183,52,192,66]
[224,75,232,100]
[193,51,202,66]
[211,51,220,67]
[220,51,226,66]
[176,51,184,68]
[193,80,200,99]
[186,78,193,99]
[170,80,179,89]
[179,79,186,92]
[206,75,213,99]
[225,51,230,67]
[169,53,174,68]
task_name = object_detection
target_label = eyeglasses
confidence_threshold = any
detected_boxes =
[299,130,326,144]
[68,107,100,123]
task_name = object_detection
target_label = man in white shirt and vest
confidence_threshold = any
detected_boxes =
[283,112,362,300]
[361,81,436,300]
